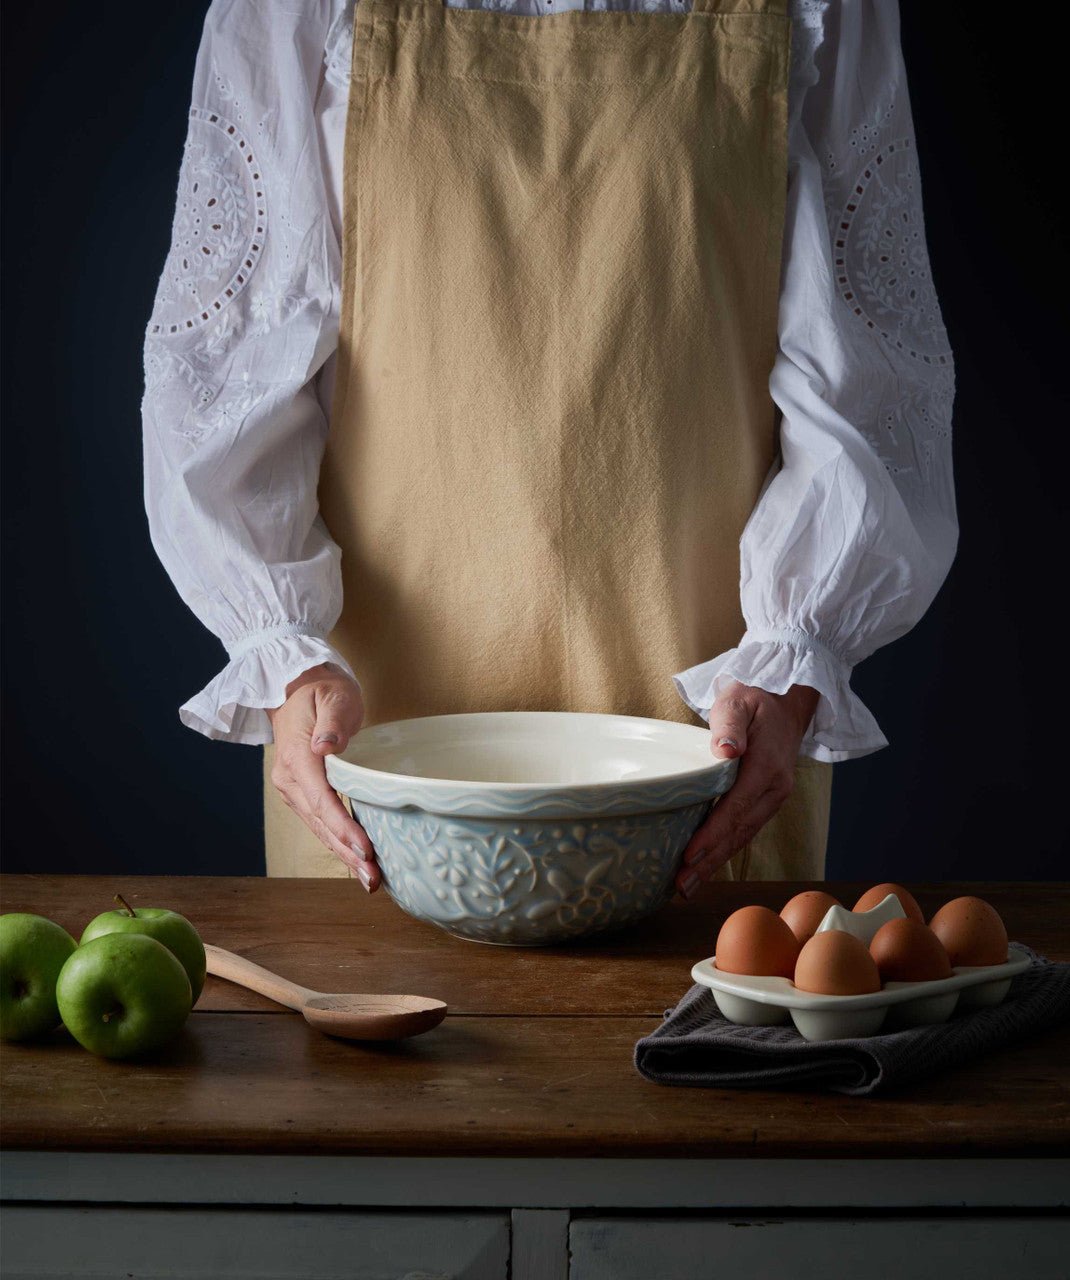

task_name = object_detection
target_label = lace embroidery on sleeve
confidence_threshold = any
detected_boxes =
[812,32,955,501]
[143,65,313,448]
[826,133,951,369]
[147,108,265,338]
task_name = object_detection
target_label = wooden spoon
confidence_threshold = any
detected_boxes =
[204,944,447,1041]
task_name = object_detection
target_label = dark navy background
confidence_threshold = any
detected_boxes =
[2,3,1065,877]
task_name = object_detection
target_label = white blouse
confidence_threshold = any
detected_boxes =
[141,0,957,763]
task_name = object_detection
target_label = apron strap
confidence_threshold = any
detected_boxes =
[369,0,790,12]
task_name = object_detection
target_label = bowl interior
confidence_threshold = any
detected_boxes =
[331,711,721,789]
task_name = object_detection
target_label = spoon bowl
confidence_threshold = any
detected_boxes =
[205,944,447,1041]
[301,993,447,1040]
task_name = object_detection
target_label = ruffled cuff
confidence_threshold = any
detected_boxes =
[179,626,360,746]
[671,627,887,764]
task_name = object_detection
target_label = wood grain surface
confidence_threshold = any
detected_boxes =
[1,875,1067,1157]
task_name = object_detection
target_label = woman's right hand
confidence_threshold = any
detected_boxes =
[265,662,381,891]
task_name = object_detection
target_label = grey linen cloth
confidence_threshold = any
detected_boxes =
[634,943,1070,1096]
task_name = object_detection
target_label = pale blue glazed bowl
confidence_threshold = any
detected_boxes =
[324,711,737,946]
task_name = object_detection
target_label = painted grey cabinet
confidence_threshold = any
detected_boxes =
[3,1155,1067,1280]
[0,1206,510,1280]
[569,1215,1070,1280]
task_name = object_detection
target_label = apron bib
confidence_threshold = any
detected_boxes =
[264,0,833,881]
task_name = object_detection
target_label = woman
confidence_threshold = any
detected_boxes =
[141,0,956,895]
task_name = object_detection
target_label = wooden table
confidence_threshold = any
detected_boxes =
[2,875,1068,1279]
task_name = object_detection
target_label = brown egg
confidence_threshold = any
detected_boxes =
[780,891,841,945]
[715,905,800,979]
[853,882,925,924]
[794,929,882,996]
[929,896,1008,967]
[869,918,952,983]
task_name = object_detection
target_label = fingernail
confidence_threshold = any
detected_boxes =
[684,846,708,867]
[679,870,700,897]
[354,863,373,891]
[314,733,339,746]
[350,841,372,862]
[716,737,739,750]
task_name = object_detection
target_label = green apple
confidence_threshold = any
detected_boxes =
[80,895,206,1004]
[1,913,78,1041]
[56,933,192,1059]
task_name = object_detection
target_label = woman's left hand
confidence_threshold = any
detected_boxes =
[674,681,820,899]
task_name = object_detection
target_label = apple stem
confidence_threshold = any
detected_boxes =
[114,893,137,918]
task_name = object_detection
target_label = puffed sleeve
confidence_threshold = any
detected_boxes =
[141,0,358,745]
[671,0,958,763]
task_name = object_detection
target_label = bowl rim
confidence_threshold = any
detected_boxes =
[324,710,738,817]
[324,709,732,793]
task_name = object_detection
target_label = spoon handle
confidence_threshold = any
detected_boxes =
[205,944,320,1011]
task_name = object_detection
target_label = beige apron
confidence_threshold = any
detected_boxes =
[264,0,833,881]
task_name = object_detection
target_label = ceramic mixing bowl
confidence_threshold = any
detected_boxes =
[324,710,737,946]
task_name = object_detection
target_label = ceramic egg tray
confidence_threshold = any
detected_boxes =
[692,945,1030,1042]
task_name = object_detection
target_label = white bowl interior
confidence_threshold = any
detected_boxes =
[334,711,720,788]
